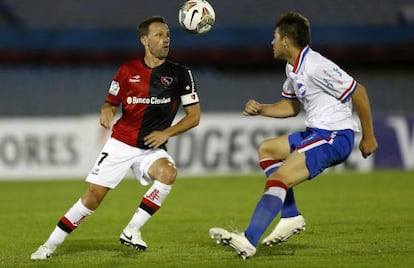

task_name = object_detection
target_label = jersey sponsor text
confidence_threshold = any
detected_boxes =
[126,96,172,105]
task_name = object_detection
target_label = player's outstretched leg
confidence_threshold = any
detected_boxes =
[30,199,94,260]
[210,180,288,259]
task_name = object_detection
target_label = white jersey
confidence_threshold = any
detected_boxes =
[282,46,360,131]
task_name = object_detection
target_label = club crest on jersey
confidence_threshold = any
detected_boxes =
[297,83,306,96]
[160,76,173,87]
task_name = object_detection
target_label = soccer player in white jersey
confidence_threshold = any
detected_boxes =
[209,12,378,259]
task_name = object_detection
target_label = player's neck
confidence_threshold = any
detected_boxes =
[287,47,301,66]
[143,55,166,69]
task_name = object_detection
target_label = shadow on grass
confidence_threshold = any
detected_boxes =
[257,243,313,257]
[58,238,146,258]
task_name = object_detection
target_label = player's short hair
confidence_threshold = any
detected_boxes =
[138,16,167,37]
[275,12,311,48]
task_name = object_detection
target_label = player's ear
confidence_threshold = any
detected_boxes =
[282,36,289,47]
[140,35,148,47]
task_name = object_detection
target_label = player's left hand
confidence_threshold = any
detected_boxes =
[359,135,378,158]
[144,131,169,148]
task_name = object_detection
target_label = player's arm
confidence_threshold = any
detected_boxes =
[144,103,200,148]
[243,98,301,118]
[167,103,200,136]
[99,102,118,129]
[351,83,378,158]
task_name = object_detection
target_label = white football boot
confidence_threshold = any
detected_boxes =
[30,244,55,260]
[262,215,306,247]
[120,226,147,251]
[209,227,256,260]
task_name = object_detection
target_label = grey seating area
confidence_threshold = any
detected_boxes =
[1,0,413,116]
[1,0,412,28]
[0,66,412,116]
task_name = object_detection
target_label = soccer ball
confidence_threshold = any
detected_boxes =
[179,0,215,34]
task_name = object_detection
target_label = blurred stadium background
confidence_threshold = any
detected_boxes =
[1,0,414,179]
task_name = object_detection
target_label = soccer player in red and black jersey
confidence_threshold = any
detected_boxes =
[31,16,201,260]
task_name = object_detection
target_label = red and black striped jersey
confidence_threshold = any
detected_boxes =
[105,58,199,149]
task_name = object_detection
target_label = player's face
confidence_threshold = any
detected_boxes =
[146,22,170,59]
[271,28,287,60]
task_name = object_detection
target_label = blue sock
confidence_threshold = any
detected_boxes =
[281,188,300,218]
[259,159,300,219]
[244,180,287,247]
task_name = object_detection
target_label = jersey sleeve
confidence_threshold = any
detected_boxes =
[281,78,297,99]
[179,67,199,106]
[105,67,123,106]
[281,63,297,99]
[312,61,358,103]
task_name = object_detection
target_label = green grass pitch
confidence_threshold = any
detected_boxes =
[1,170,413,267]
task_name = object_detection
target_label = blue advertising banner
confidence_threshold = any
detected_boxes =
[374,116,414,169]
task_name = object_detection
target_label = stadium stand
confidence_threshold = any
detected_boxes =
[0,0,413,115]
[1,0,412,28]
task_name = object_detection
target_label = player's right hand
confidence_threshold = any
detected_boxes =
[243,99,262,116]
[100,111,113,129]
[100,115,111,129]
[99,103,116,129]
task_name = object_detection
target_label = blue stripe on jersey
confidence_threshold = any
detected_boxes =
[340,80,358,103]
[282,91,297,99]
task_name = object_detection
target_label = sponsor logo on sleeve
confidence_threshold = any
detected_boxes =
[323,69,343,85]
[108,81,120,96]
[129,75,141,83]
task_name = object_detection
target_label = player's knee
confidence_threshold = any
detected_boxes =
[258,139,277,158]
[155,162,177,185]
[258,140,269,156]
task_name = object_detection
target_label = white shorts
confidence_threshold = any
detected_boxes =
[86,138,175,188]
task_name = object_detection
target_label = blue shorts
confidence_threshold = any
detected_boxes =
[288,128,354,179]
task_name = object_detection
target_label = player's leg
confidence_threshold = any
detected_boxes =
[262,128,354,247]
[258,135,301,218]
[121,150,176,250]
[31,138,133,260]
[211,129,355,258]
[259,133,307,246]
[244,150,309,248]
[32,184,109,258]
[210,149,309,259]
[209,135,306,259]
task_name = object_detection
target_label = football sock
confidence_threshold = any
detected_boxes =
[45,199,94,250]
[244,180,287,247]
[259,158,282,178]
[281,188,300,218]
[259,158,300,218]
[127,181,172,230]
